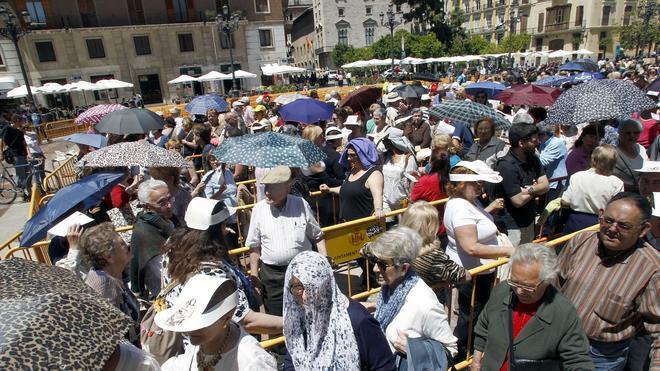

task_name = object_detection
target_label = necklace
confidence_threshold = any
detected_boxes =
[196,322,235,370]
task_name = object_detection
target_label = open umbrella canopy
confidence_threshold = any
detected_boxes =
[6,85,40,98]
[70,80,101,91]
[465,81,507,99]
[230,70,258,79]
[167,74,198,84]
[260,63,306,76]
[78,141,189,168]
[63,133,108,148]
[545,79,657,126]
[21,172,126,246]
[273,93,311,105]
[185,94,229,115]
[495,84,561,107]
[570,71,605,83]
[392,84,428,98]
[278,99,334,124]
[559,59,598,72]
[533,75,572,87]
[429,100,512,130]
[0,259,131,369]
[95,108,164,134]
[74,103,127,125]
[213,132,327,168]
[37,82,66,94]
[95,79,134,89]
[197,71,230,82]
[338,86,383,112]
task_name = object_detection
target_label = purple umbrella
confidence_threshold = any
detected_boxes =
[278,99,334,125]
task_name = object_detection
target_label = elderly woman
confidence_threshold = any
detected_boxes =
[80,222,140,344]
[443,160,514,360]
[362,226,458,366]
[614,119,649,192]
[464,117,506,165]
[410,108,432,149]
[471,244,593,371]
[371,107,392,136]
[561,145,624,234]
[565,124,605,178]
[157,275,277,370]
[283,251,395,371]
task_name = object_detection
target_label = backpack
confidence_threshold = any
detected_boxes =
[139,279,184,365]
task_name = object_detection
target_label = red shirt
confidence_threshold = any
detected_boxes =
[410,173,448,235]
[632,113,659,148]
[500,300,542,371]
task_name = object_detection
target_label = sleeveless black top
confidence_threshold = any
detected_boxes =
[339,166,377,222]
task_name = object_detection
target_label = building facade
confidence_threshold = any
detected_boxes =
[447,0,644,60]
[0,0,287,106]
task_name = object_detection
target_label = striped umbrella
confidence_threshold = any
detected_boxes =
[74,104,127,125]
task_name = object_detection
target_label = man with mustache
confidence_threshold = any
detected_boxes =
[556,192,659,370]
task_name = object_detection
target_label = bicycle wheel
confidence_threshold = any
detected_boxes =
[0,175,18,204]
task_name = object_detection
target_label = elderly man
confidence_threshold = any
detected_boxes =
[556,192,659,370]
[247,166,327,316]
[130,179,176,300]
[231,100,247,134]
[472,243,593,371]
[239,96,254,127]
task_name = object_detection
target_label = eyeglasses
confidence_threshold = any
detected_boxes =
[508,279,543,293]
[600,216,640,232]
[288,283,305,296]
[151,195,174,208]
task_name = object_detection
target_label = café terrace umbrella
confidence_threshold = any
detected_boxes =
[429,100,512,130]
[278,99,334,124]
[392,84,428,98]
[338,86,383,113]
[464,81,507,99]
[62,133,108,149]
[78,141,189,169]
[74,103,127,125]
[95,108,164,134]
[184,94,229,115]
[213,132,327,168]
[495,84,562,107]
[21,172,126,246]
[0,259,131,370]
[167,74,199,84]
[544,79,657,126]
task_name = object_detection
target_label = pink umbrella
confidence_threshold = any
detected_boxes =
[74,104,127,125]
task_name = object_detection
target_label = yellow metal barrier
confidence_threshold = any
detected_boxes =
[42,156,79,194]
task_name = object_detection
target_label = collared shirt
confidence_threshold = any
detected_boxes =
[245,195,324,266]
[539,136,568,189]
[556,231,659,365]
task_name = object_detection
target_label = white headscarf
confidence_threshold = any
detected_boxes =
[283,251,360,371]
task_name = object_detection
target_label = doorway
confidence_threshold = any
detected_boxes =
[138,74,163,104]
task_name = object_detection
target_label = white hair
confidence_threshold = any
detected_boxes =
[137,178,168,204]
[509,243,558,282]
[368,226,422,265]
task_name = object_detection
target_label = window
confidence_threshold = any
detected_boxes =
[338,8,344,17]
[487,0,493,8]
[486,17,492,30]
[623,5,632,26]
[535,37,543,51]
[537,13,544,32]
[365,6,371,15]
[365,26,375,45]
[464,1,469,13]
[221,32,234,49]
[25,0,46,24]
[338,28,348,45]
[255,0,270,13]
[127,0,145,25]
[575,6,583,27]
[601,6,610,26]
[178,33,194,52]
[520,15,527,33]
[35,41,56,62]
[79,0,98,27]
[259,29,273,47]
[133,36,151,55]
[171,0,188,22]
[475,0,480,11]
[86,38,105,59]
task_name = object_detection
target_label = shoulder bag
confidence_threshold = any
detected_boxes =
[140,278,184,364]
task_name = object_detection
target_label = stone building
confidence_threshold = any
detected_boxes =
[0,0,287,106]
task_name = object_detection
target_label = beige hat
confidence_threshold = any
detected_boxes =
[450,160,503,183]
[240,96,250,104]
[385,92,402,103]
[251,118,271,132]
[261,166,292,184]
[344,115,361,126]
[169,107,180,114]
[232,101,245,108]
[155,111,164,117]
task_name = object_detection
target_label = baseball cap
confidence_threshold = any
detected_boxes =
[261,166,292,184]
[154,274,239,333]
[253,105,267,113]
[184,197,237,231]
[450,160,503,183]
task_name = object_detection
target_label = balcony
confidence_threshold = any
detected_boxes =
[545,22,569,32]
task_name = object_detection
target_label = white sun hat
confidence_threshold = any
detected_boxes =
[450,160,503,183]
[184,197,237,231]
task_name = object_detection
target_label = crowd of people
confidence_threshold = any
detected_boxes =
[1,56,659,371]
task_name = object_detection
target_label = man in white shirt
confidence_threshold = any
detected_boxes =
[170,107,185,140]
[247,166,327,316]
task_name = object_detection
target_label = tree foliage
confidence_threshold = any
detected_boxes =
[393,0,466,49]
[617,0,660,55]
[332,43,353,68]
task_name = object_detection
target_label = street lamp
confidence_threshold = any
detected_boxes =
[506,7,527,68]
[216,4,240,97]
[380,3,401,73]
[0,6,34,104]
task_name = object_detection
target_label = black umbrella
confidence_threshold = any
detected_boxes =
[392,84,428,98]
[95,108,164,134]
[545,79,657,126]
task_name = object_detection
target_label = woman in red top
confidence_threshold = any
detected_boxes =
[411,148,451,245]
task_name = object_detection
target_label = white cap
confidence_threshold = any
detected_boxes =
[155,274,239,332]
[344,115,361,126]
[184,197,236,230]
[232,101,245,108]
[450,160,503,183]
[421,94,431,101]
[635,161,660,173]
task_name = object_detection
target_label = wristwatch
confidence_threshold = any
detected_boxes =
[526,185,536,196]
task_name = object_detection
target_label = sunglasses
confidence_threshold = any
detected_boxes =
[364,254,398,270]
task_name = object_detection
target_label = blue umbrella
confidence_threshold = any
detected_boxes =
[534,75,572,87]
[21,172,126,246]
[558,58,598,72]
[464,81,507,99]
[185,94,229,115]
[570,71,605,83]
[63,133,108,148]
[278,99,334,124]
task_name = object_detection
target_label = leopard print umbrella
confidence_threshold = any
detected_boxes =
[0,259,131,370]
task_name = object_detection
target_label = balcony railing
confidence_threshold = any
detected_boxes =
[545,22,570,32]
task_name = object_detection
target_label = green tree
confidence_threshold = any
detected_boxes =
[409,32,444,57]
[393,0,466,50]
[332,43,353,67]
[345,46,375,62]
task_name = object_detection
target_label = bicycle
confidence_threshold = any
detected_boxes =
[0,158,48,204]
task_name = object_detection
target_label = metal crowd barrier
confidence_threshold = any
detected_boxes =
[42,156,79,194]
